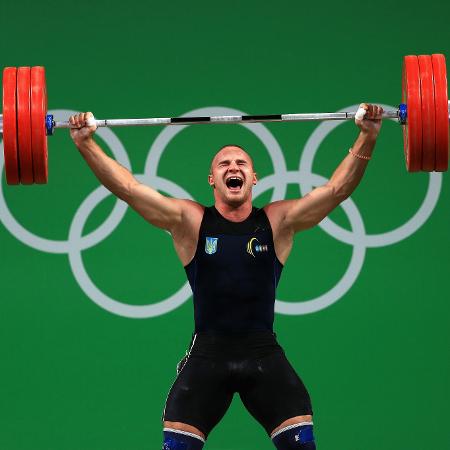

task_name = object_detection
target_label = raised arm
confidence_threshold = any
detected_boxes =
[69,112,197,233]
[265,104,383,257]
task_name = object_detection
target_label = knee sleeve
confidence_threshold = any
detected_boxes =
[271,423,316,449]
[163,428,205,450]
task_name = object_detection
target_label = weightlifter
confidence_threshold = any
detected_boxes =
[69,103,383,449]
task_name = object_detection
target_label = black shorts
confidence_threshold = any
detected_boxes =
[162,331,313,437]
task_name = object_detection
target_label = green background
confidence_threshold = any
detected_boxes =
[1,1,449,449]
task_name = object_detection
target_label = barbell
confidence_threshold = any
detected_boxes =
[1,54,448,185]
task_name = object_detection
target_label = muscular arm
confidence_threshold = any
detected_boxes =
[265,104,383,262]
[270,130,376,231]
[77,137,188,229]
[69,112,200,234]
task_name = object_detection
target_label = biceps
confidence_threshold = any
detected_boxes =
[286,185,340,231]
[127,183,182,230]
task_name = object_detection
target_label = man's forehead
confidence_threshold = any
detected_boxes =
[213,147,252,163]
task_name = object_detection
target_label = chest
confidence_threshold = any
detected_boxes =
[197,231,275,272]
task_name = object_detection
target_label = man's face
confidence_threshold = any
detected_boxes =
[208,146,257,206]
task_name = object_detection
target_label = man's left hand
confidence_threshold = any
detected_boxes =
[355,103,383,138]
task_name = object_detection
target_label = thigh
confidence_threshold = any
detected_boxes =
[163,355,233,437]
[239,351,313,435]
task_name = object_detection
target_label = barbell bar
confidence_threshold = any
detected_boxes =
[1,54,449,185]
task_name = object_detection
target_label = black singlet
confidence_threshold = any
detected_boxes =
[163,206,313,438]
[185,206,283,333]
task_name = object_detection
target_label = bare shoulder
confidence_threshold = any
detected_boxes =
[173,199,205,236]
[171,199,205,266]
[263,200,296,264]
[178,199,205,220]
[263,200,296,234]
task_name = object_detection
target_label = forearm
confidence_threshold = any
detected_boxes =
[327,131,377,200]
[76,137,137,201]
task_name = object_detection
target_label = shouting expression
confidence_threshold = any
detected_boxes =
[208,146,257,207]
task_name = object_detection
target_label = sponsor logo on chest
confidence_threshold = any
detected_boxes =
[247,237,269,257]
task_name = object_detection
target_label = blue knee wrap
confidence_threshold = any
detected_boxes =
[272,423,316,449]
[163,429,205,450]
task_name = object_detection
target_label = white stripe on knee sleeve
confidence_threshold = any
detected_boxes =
[271,421,314,440]
[163,427,205,443]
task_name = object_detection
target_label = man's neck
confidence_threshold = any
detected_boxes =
[214,200,253,222]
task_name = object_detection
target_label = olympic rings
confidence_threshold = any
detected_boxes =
[0,105,443,318]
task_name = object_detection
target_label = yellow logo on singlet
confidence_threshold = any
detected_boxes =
[247,237,268,257]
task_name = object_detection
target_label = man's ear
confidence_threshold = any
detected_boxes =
[208,174,215,188]
[253,172,258,185]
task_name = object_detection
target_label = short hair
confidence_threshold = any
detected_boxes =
[209,144,254,174]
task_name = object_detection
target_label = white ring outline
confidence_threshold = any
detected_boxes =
[256,171,367,315]
[0,110,131,253]
[144,107,288,201]
[299,104,442,248]
[67,175,194,318]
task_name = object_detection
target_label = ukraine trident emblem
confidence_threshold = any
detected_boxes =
[205,237,218,255]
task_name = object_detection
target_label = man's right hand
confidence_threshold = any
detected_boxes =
[69,112,97,147]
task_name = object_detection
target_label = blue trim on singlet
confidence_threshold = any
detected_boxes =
[185,206,283,333]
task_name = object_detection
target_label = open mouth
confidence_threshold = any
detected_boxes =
[225,176,244,191]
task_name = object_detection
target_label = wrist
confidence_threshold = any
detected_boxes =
[351,131,377,159]
[358,130,378,142]
[349,148,371,160]
[75,136,96,150]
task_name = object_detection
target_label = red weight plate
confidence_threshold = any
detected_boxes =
[17,67,34,184]
[402,55,422,172]
[418,55,436,172]
[2,67,20,184]
[431,54,448,172]
[30,66,48,184]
